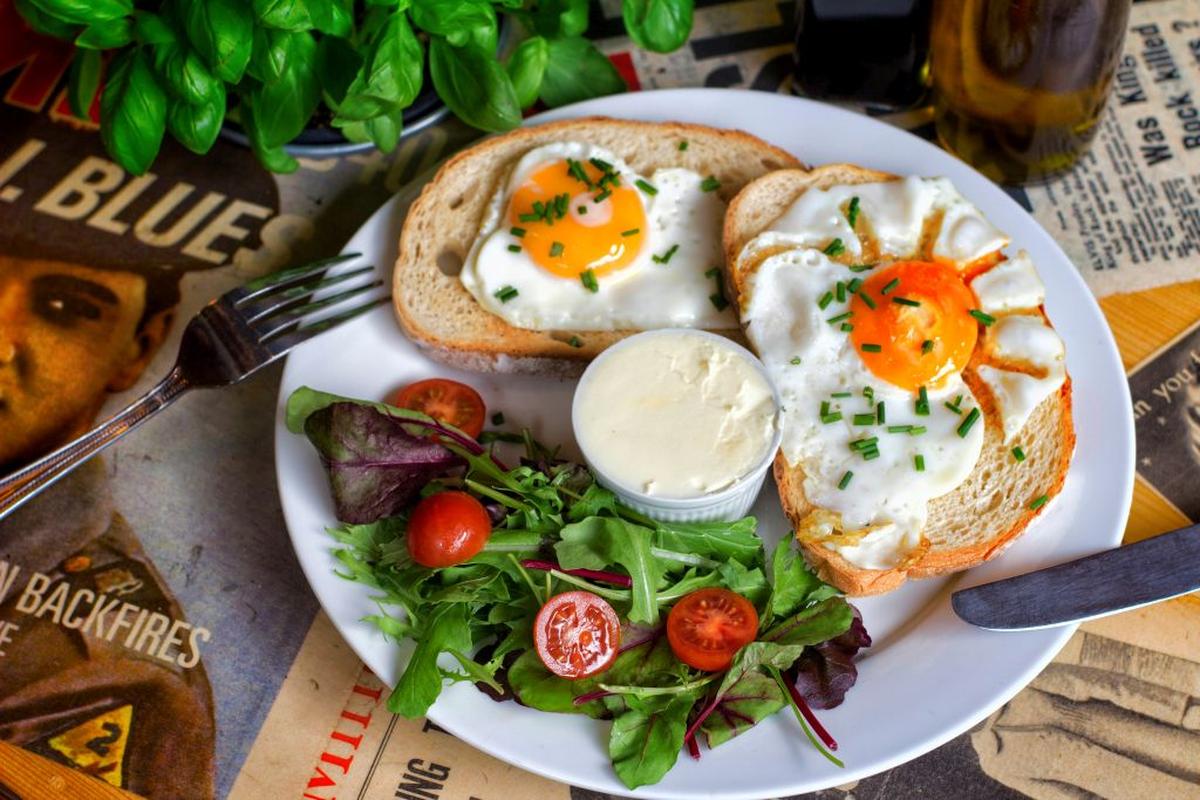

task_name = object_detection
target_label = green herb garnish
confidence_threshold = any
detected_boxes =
[1030,494,1049,510]
[916,386,929,416]
[880,278,900,295]
[818,291,834,310]
[956,407,981,437]
[970,309,996,326]
[823,238,845,257]
[550,241,565,258]
[914,454,925,472]
[860,343,882,353]
[652,244,680,264]
[580,269,598,292]
[858,291,876,310]
[1012,446,1026,462]
[921,339,934,354]
[845,196,860,227]
[709,291,729,311]
[622,228,641,237]
[852,413,876,426]
[838,471,854,489]
[700,175,721,192]
[893,297,920,307]
[510,226,526,238]
[507,244,521,253]
[635,179,658,196]
[493,285,519,303]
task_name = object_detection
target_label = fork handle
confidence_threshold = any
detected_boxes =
[0,366,191,522]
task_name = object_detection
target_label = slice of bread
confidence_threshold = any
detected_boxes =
[726,165,1075,596]
[393,117,802,376]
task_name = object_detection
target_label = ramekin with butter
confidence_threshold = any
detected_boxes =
[571,329,782,522]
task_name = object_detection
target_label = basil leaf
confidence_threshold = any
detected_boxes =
[167,89,224,154]
[315,35,363,108]
[182,0,253,83]
[335,10,422,122]
[308,0,351,36]
[99,48,167,176]
[363,110,403,153]
[609,693,696,790]
[15,0,82,38]
[506,35,548,109]
[253,0,312,31]
[767,539,839,622]
[247,26,290,84]
[66,48,101,119]
[248,30,321,148]
[556,517,663,624]
[429,38,520,133]
[132,10,174,44]
[698,668,785,749]
[75,16,133,49]
[387,602,472,718]
[622,0,693,53]
[539,36,625,108]
[242,96,296,173]
[411,0,496,51]
[28,0,131,24]
[154,39,222,106]
[527,0,588,38]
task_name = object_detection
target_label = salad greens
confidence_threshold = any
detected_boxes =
[288,385,870,789]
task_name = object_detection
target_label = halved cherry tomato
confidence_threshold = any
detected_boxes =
[387,378,486,438]
[406,491,491,568]
[666,588,759,672]
[534,591,621,680]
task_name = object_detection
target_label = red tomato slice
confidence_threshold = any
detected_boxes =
[406,491,491,568]
[387,378,486,438]
[534,591,621,680]
[667,588,759,672]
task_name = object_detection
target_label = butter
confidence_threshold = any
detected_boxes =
[574,331,778,499]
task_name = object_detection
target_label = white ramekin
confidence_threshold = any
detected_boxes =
[570,329,783,523]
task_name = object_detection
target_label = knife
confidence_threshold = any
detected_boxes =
[951,522,1200,630]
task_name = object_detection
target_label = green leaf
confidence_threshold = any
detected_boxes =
[654,517,762,567]
[248,30,321,148]
[698,669,785,749]
[539,36,625,108]
[15,0,82,38]
[556,517,663,624]
[761,597,853,647]
[622,0,693,53]
[309,0,352,36]
[363,110,403,153]
[527,0,588,38]
[241,95,299,173]
[248,26,291,85]
[609,693,696,790]
[317,36,364,108]
[387,602,472,718]
[507,649,605,716]
[716,560,770,609]
[100,48,167,176]
[335,10,422,121]
[285,386,434,434]
[253,0,313,31]
[75,16,133,49]
[182,0,253,83]
[429,38,520,133]
[362,611,413,641]
[66,48,101,119]
[767,540,839,623]
[167,89,224,154]
[444,648,502,692]
[411,0,496,51]
[506,35,548,109]
[154,39,222,106]
[132,11,174,44]
[28,0,131,25]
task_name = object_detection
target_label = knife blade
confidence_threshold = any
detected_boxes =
[951,522,1200,630]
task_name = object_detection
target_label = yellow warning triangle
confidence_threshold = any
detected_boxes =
[46,704,132,788]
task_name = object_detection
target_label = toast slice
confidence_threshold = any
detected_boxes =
[393,117,801,376]
[726,165,1075,595]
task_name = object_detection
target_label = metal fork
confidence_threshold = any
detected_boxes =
[0,253,385,522]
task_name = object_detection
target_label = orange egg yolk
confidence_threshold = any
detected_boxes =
[848,260,979,391]
[506,159,647,279]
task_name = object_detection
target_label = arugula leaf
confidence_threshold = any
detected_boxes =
[655,517,761,566]
[699,668,785,749]
[609,692,697,789]
[66,48,101,119]
[556,517,663,624]
[767,540,839,622]
[539,36,626,108]
[100,48,167,176]
[429,38,520,132]
[761,597,853,647]
[792,606,872,709]
[622,0,693,53]
[388,602,471,718]
[506,35,548,109]
[716,559,770,608]
[182,0,253,83]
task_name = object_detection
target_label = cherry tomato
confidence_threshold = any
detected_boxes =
[666,588,759,672]
[534,591,621,680]
[406,491,491,568]
[387,378,486,438]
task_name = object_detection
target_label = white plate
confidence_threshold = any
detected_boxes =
[274,89,1133,799]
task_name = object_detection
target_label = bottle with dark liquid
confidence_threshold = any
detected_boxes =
[930,0,1132,184]
[793,0,933,110]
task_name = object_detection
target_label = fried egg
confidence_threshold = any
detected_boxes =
[460,142,737,331]
[739,177,1066,570]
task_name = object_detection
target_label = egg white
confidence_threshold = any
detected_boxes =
[460,142,737,331]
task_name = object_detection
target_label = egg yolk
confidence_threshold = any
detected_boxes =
[849,260,979,391]
[507,159,647,279]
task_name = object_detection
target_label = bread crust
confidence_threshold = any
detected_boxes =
[392,117,802,375]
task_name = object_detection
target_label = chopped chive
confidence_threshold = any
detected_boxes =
[1029,494,1049,510]
[700,175,721,192]
[916,386,929,416]
[493,285,519,303]
[820,401,831,417]
[705,267,720,278]
[846,278,863,293]
[580,269,598,292]
[836,281,846,303]
[578,205,588,215]
[957,407,981,437]
[886,424,912,433]
[510,226,526,237]
[876,401,886,424]
[790,356,802,365]
[622,228,641,237]
[846,196,860,227]
[635,179,658,196]
[589,157,613,173]
[593,189,611,203]
[532,200,546,216]
[943,401,962,414]
[858,291,876,310]
[818,291,835,310]
[652,243,680,264]
[880,278,900,295]
[840,322,854,332]
[492,412,505,425]
[518,212,540,222]
[921,339,934,354]
[861,343,882,353]
[848,437,878,450]
[954,394,964,405]
[849,263,876,272]
[678,140,689,151]
[970,309,996,326]
[908,425,927,435]
[507,244,521,253]
[567,335,583,348]
[914,454,926,472]
[863,386,874,400]
[567,159,591,185]
[709,291,729,311]
[822,238,845,257]
[549,241,565,257]
[893,296,921,307]
[821,412,843,424]
[838,471,854,490]
[862,448,881,461]
[555,193,569,217]
[826,311,853,324]
[831,391,852,398]
[1012,446,1027,462]
[853,413,876,425]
